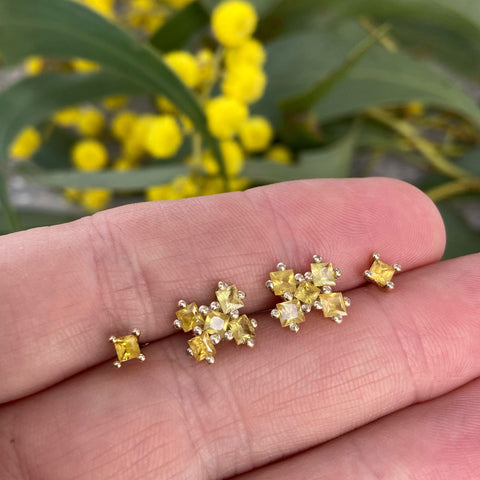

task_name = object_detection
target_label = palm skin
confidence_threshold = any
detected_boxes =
[1,178,479,480]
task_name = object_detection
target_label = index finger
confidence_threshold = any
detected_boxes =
[0,178,445,403]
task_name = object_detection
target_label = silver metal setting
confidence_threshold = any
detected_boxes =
[394,264,402,272]
[109,336,117,343]
[301,304,312,313]
[225,330,234,341]
[334,268,342,278]
[373,252,380,260]
[295,273,305,282]
[210,333,221,345]
[205,356,215,364]
[238,290,246,299]
[304,272,313,281]
[321,286,332,294]
[199,305,209,315]
[344,296,351,307]
[313,300,322,310]
[186,348,194,357]
[313,255,322,263]
[364,270,373,278]
[138,354,146,362]
[173,319,182,330]
[283,292,294,301]
[217,281,227,290]
[246,338,255,348]
[332,316,343,324]
[132,328,141,337]
[386,281,395,290]
[289,323,300,333]
[193,326,203,336]
[271,309,280,319]
[230,309,240,320]
[178,300,187,309]
[250,318,258,328]
[277,262,287,271]
[265,280,274,290]
[210,301,221,311]
[114,361,122,368]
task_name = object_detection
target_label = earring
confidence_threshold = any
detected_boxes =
[266,255,351,332]
[174,281,257,364]
[109,328,146,368]
[364,253,401,290]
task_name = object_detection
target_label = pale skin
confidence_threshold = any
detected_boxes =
[1,178,479,479]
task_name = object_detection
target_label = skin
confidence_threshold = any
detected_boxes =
[0,178,479,480]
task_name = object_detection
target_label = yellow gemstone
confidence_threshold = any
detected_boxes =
[319,293,347,318]
[188,333,216,362]
[277,300,305,327]
[270,269,296,295]
[368,259,395,287]
[229,314,256,345]
[176,302,203,332]
[295,282,320,304]
[113,335,141,363]
[204,310,230,337]
[311,263,336,287]
[215,284,244,314]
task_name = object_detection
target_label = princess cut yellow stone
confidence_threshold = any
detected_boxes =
[216,284,244,314]
[270,269,296,295]
[188,333,216,362]
[319,293,347,318]
[295,282,320,304]
[311,263,336,287]
[204,311,230,337]
[277,300,305,327]
[176,302,203,332]
[228,314,256,345]
[113,335,141,363]
[369,259,395,287]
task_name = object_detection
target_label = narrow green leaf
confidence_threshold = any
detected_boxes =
[17,164,189,190]
[150,2,210,52]
[281,24,390,112]
[0,174,22,232]
[244,128,356,183]
[0,209,78,234]
[0,0,223,173]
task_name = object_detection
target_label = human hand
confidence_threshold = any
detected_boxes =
[1,178,478,479]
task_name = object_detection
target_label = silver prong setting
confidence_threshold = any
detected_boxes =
[394,264,402,272]
[271,309,280,319]
[313,300,322,310]
[386,281,395,290]
[344,296,351,307]
[114,361,122,368]
[178,300,187,309]
[186,347,194,357]
[313,255,322,263]
[301,304,311,313]
[332,315,343,324]
[238,290,246,299]
[289,323,300,333]
[205,356,215,364]
[230,309,240,320]
[304,272,313,281]
[364,270,373,279]
[210,333,221,345]
[277,262,287,271]
[225,330,234,341]
[246,338,255,348]
[265,280,274,290]
[295,273,305,282]
[373,252,380,260]
[132,328,141,337]
[283,292,294,301]
[109,336,117,343]
[210,301,221,311]
[250,318,258,328]
[321,286,332,294]
[138,353,146,362]
[334,268,342,278]
[193,326,203,336]
[173,319,182,330]
[199,305,209,315]
[217,281,227,290]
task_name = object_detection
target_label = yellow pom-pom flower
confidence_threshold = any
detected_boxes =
[266,144,293,164]
[144,115,183,159]
[155,96,178,114]
[202,140,245,177]
[102,95,128,110]
[239,116,273,153]
[24,56,45,76]
[53,107,81,127]
[71,139,108,171]
[196,49,217,88]
[123,115,155,159]
[64,188,82,202]
[212,0,258,48]
[71,58,100,72]
[171,175,198,198]
[80,188,112,212]
[79,0,115,18]
[146,184,176,201]
[222,63,266,104]
[77,108,106,137]
[165,51,200,89]
[206,96,248,139]
[225,38,266,69]
[111,111,138,141]
[9,127,42,160]
[113,156,139,171]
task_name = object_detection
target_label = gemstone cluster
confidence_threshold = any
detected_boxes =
[174,282,257,363]
[266,255,351,332]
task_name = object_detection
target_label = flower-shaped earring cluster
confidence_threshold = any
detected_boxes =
[266,255,351,332]
[174,281,257,364]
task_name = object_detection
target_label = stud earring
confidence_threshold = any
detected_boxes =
[174,282,257,364]
[109,328,146,368]
[364,253,401,290]
[266,255,351,332]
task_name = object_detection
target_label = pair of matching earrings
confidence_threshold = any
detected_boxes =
[109,252,401,367]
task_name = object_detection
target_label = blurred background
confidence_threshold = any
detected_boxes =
[0,0,479,259]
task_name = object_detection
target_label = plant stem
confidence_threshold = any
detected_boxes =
[426,179,480,203]
[367,107,473,180]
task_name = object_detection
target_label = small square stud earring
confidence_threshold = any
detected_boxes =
[364,253,402,290]
[109,328,146,368]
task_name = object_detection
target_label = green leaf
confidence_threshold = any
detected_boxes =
[0,174,21,232]
[199,0,282,17]
[281,24,390,112]
[438,200,480,260]
[0,209,78,234]
[244,128,357,183]
[312,48,480,128]
[32,127,77,170]
[150,2,210,52]
[17,164,189,190]
[0,0,222,172]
